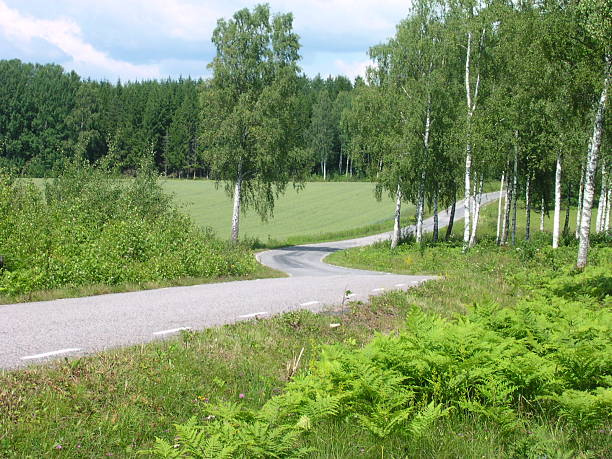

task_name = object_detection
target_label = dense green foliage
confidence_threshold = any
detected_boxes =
[150,246,611,458]
[0,164,256,296]
[0,59,354,180]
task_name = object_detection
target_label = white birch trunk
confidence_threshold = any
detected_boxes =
[576,162,585,238]
[577,58,610,269]
[469,176,484,247]
[463,31,476,251]
[604,186,611,232]
[525,174,531,241]
[391,183,402,249]
[231,169,243,242]
[502,172,511,244]
[511,139,518,246]
[540,198,545,232]
[416,174,425,243]
[496,171,505,244]
[596,162,607,232]
[552,154,562,248]
[433,191,439,243]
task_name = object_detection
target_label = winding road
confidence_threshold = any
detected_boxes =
[0,192,498,370]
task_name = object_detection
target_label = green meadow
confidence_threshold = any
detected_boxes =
[162,179,412,243]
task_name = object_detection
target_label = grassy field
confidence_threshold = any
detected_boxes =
[25,178,409,245]
[162,180,410,243]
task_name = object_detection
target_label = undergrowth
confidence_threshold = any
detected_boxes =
[0,162,256,297]
[148,242,611,458]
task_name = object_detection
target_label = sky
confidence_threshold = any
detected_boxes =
[0,0,411,82]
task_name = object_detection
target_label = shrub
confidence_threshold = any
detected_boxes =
[0,163,257,296]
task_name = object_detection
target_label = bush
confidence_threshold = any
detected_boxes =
[0,163,257,296]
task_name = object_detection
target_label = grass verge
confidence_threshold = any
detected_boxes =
[0,262,285,305]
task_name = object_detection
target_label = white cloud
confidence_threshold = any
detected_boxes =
[0,0,160,80]
[0,0,410,80]
[334,58,372,80]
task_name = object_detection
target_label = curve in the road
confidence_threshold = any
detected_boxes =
[0,192,498,369]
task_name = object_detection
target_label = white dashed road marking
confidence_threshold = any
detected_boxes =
[21,348,81,360]
[153,327,191,336]
[238,311,269,319]
[299,301,320,307]
[395,283,407,287]
[372,288,385,292]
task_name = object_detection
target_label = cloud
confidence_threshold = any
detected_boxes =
[334,58,372,81]
[0,0,410,80]
[0,0,160,80]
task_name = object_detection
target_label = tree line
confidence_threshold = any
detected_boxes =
[0,59,355,179]
[344,0,609,269]
[0,0,610,269]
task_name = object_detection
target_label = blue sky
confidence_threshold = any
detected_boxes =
[0,0,410,82]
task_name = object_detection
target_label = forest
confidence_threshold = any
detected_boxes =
[0,60,353,179]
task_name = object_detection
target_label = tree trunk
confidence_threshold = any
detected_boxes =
[463,153,472,250]
[463,30,479,252]
[323,161,327,181]
[552,154,562,248]
[563,187,571,237]
[525,174,531,241]
[576,162,585,239]
[445,200,456,241]
[391,183,402,249]
[502,170,512,245]
[231,167,243,242]
[511,139,518,246]
[469,176,484,247]
[416,173,425,243]
[433,190,439,243]
[577,58,610,269]
[540,198,545,232]
[496,171,505,244]
[338,150,343,175]
[604,187,611,232]
[346,154,350,177]
[596,162,607,232]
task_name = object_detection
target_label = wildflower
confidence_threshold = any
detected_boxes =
[239,393,245,399]
[54,444,63,450]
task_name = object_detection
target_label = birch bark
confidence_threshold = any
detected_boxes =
[540,198,545,232]
[552,154,562,248]
[605,187,611,232]
[502,171,511,244]
[511,140,518,246]
[577,58,610,269]
[231,166,243,242]
[433,190,439,243]
[596,162,607,232]
[525,174,531,240]
[416,174,425,243]
[469,176,483,247]
[463,31,477,251]
[496,171,505,244]
[391,183,403,249]
[576,163,585,239]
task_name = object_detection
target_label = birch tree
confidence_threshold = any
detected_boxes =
[201,5,309,241]
[575,0,611,268]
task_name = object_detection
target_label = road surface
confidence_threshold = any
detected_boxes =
[0,192,498,370]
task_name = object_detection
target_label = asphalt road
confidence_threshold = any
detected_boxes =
[0,192,498,370]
